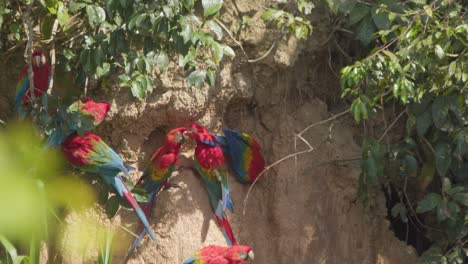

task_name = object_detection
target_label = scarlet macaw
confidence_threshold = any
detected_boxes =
[14,50,51,112]
[182,245,254,264]
[47,97,111,147]
[62,132,156,240]
[127,127,186,257]
[185,123,236,246]
[215,129,265,184]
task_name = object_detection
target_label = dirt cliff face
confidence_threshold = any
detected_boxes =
[0,2,418,263]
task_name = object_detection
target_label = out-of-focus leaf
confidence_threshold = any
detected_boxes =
[156,52,169,73]
[202,0,223,17]
[435,143,452,176]
[105,195,120,218]
[452,193,468,206]
[57,2,70,27]
[416,193,443,213]
[187,70,207,88]
[349,4,370,25]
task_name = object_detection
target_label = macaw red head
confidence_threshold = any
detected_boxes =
[79,97,111,125]
[63,132,101,166]
[166,127,187,145]
[184,122,209,140]
[32,50,47,68]
[224,245,254,262]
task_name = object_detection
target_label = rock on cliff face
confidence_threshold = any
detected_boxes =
[0,2,418,263]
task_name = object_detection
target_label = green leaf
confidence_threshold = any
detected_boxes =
[418,159,435,190]
[156,52,169,73]
[41,14,55,39]
[69,2,87,13]
[207,70,216,86]
[356,16,376,45]
[423,5,432,17]
[96,63,111,78]
[187,70,207,88]
[211,41,224,64]
[202,0,223,17]
[98,190,109,205]
[298,0,314,15]
[391,203,408,222]
[432,97,450,130]
[0,235,24,264]
[416,193,443,213]
[105,195,120,218]
[371,6,390,30]
[434,44,445,59]
[349,4,370,25]
[435,143,452,176]
[130,81,145,100]
[180,24,193,43]
[402,154,418,176]
[416,109,432,136]
[44,0,58,14]
[448,61,456,76]
[443,177,452,193]
[452,193,468,206]
[223,45,235,57]
[447,187,464,196]
[57,2,70,27]
[207,20,223,40]
[86,5,106,27]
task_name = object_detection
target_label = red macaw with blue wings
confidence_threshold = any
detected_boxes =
[62,132,156,241]
[127,127,186,257]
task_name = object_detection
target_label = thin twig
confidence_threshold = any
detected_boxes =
[119,225,139,239]
[242,109,351,215]
[298,109,351,137]
[247,41,278,63]
[214,18,249,59]
[47,19,59,95]
[23,0,35,102]
[378,109,406,142]
[214,17,283,63]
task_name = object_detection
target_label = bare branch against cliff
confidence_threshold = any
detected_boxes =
[242,109,351,215]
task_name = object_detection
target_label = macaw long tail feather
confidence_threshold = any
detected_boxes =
[127,191,157,258]
[221,183,234,213]
[114,177,156,241]
[215,215,237,246]
[214,202,237,246]
[182,256,196,264]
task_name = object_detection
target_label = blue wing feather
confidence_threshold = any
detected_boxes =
[222,129,249,182]
[14,77,29,112]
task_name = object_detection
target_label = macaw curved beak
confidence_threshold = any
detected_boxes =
[33,55,45,67]
[176,132,186,144]
[183,130,195,139]
[248,251,254,260]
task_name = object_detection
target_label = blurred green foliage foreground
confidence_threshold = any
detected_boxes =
[0,122,116,263]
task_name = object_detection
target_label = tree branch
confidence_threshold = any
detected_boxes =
[242,109,351,215]
[23,0,35,102]
[47,19,59,95]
